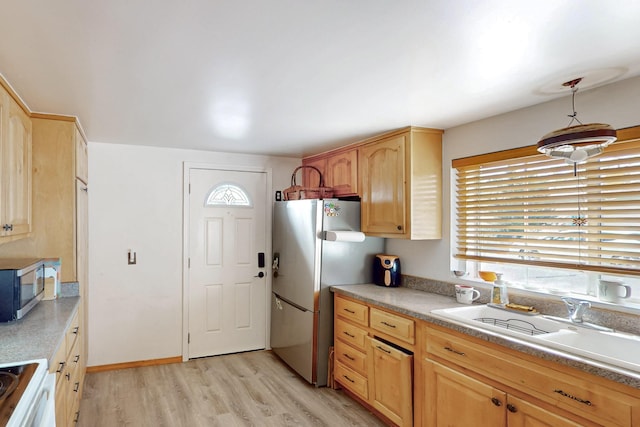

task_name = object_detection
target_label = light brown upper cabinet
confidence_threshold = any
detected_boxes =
[301,156,327,190]
[303,148,358,197]
[301,126,442,239]
[75,127,88,184]
[28,116,88,284]
[359,127,442,239]
[0,86,32,241]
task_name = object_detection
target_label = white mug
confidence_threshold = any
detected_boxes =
[598,280,631,303]
[455,285,480,304]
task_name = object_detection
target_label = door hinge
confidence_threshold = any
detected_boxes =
[188,258,190,268]
[188,183,191,194]
[188,333,190,344]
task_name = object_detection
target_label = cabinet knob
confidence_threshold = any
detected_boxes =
[491,397,502,407]
[507,404,517,413]
[397,225,402,231]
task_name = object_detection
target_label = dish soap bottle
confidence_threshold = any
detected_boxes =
[491,273,509,306]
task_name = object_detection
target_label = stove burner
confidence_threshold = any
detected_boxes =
[0,372,19,401]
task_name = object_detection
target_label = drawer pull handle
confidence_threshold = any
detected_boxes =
[507,404,517,413]
[74,382,80,392]
[73,327,79,334]
[57,362,66,373]
[343,331,355,338]
[553,389,592,406]
[342,374,355,383]
[376,345,392,354]
[74,354,80,363]
[65,372,71,381]
[343,353,355,361]
[344,308,356,314]
[381,321,396,328]
[491,397,502,407]
[444,346,465,356]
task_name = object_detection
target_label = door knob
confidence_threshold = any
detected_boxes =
[254,272,265,278]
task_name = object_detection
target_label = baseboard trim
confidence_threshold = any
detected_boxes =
[86,356,182,373]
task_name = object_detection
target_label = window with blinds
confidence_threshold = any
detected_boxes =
[453,134,640,277]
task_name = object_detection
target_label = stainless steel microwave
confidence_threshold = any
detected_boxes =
[0,259,45,322]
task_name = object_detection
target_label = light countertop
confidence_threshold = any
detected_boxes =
[0,297,80,366]
[331,284,640,389]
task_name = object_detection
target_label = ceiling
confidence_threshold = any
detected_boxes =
[1,1,640,157]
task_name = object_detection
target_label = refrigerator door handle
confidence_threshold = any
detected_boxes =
[274,293,309,313]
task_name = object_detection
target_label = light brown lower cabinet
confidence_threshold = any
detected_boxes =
[333,295,414,427]
[367,337,413,427]
[507,395,583,427]
[424,360,581,427]
[422,323,639,427]
[50,305,85,426]
[333,295,640,427]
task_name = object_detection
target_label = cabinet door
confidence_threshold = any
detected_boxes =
[76,180,88,293]
[326,149,358,196]
[367,337,413,427]
[75,128,88,184]
[301,157,326,187]
[359,135,405,235]
[507,395,582,427]
[1,98,32,237]
[424,360,506,427]
[0,89,7,234]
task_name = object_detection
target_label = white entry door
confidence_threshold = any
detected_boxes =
[187,167,267,358]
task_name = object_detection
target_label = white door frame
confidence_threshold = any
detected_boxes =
[182,162,273,361]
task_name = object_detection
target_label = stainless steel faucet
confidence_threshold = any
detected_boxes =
[561,297,591,323]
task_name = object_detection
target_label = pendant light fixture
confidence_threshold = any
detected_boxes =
[537,77,617,163]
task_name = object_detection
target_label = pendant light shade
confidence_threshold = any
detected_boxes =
[537,78,617,163]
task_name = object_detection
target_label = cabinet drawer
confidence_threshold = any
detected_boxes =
[50,340,67,385]
[335,339,367,376]
[67,334,82,380]
[427,327,635,427]
[335,318,368,352]
[335,297,368,326]
[335,362,368,400]
[370,308,415,344]
[65,310,80,352]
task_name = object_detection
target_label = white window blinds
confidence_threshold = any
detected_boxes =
[453,130,640,276]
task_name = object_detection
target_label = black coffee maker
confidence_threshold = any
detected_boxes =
[373,254,401,287]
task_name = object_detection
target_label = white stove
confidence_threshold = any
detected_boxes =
[0,359,54,427]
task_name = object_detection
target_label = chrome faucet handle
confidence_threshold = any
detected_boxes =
[561,296,576,314]
[561,297,590,322]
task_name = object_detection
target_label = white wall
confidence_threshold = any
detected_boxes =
[87,143,299,366]
[88,75,640,367]
[387,75,640,281]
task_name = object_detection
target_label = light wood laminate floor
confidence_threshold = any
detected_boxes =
[78,350,387,427]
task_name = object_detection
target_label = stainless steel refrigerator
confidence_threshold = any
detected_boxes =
[270,199,384,386]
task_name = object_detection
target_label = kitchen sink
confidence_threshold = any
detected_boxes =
[429,304,565,338]
[430,304,640,374]
[535,328,640,373]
